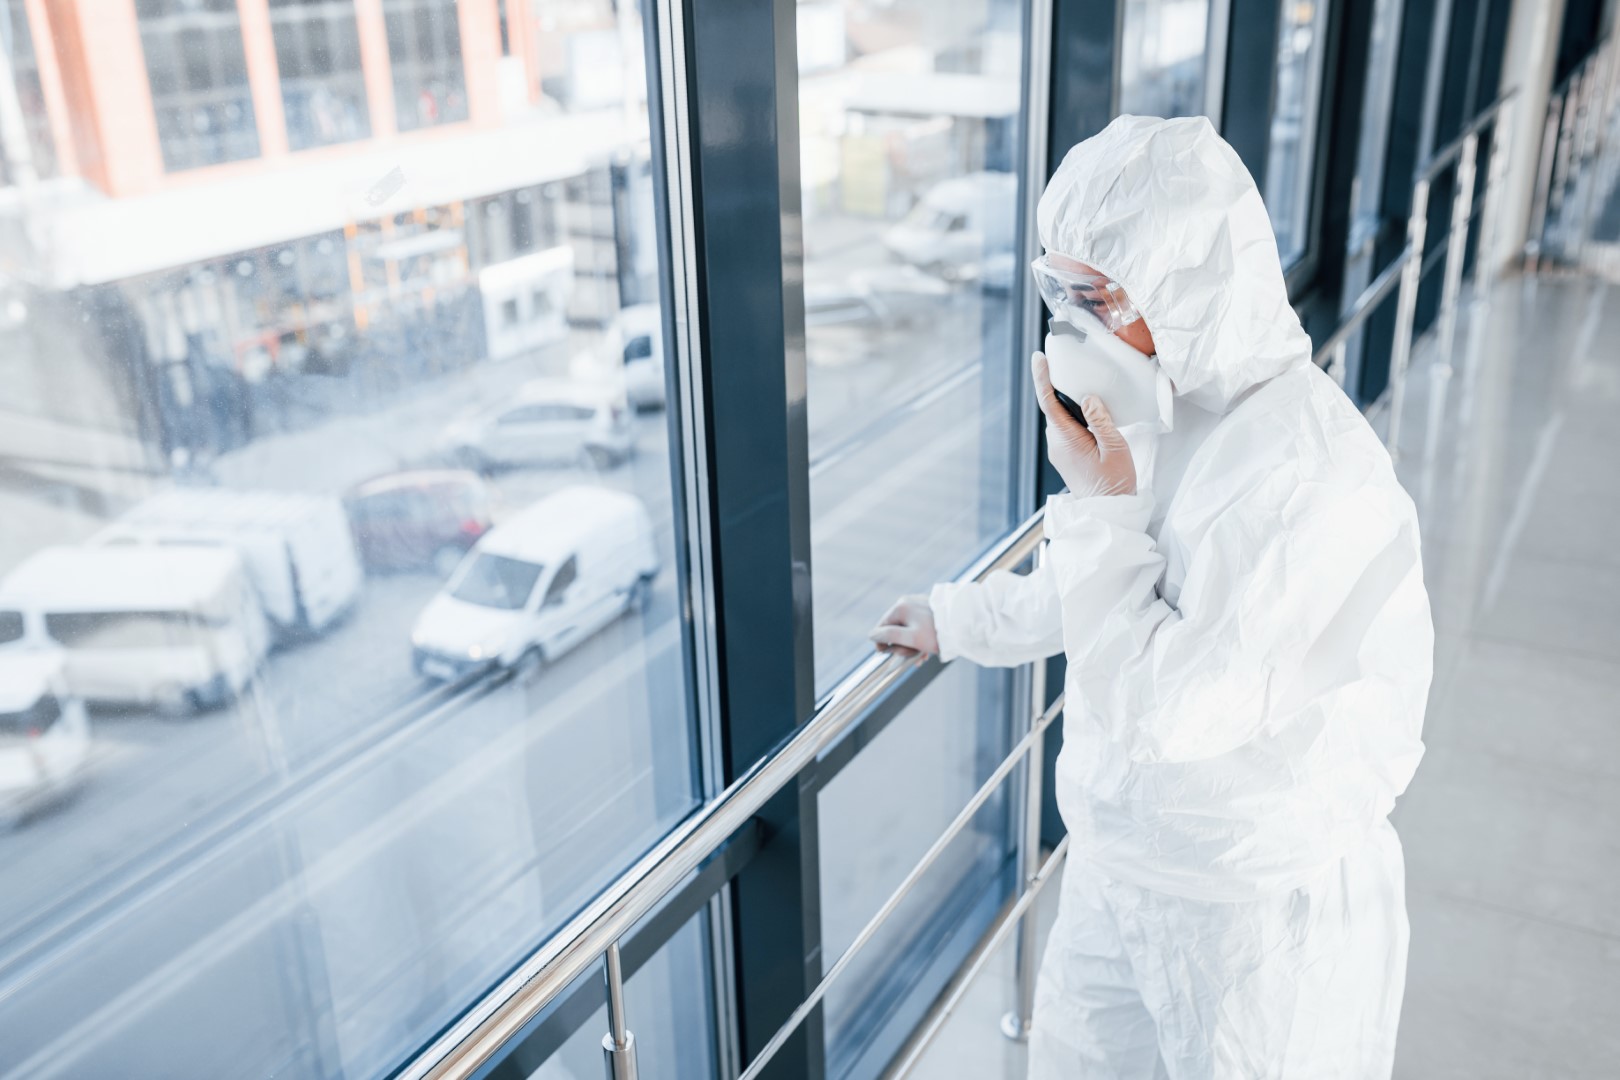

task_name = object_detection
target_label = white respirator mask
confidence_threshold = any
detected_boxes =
[1042,305,1175,434]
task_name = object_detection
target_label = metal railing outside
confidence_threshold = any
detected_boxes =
[401,511,1054,1080]
[1313,88,1521,458]
[1527,38,1620,274]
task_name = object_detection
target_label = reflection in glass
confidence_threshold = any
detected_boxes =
[1340,0,1404,383]
[0,3,700,1076]
[449,552,544,609]
[798,0,1024,691]
[1265,0,1332,264]
[384,0,468,131]
[0,0,57,181]
[136,0,261,171]
[269,0,372,151]
[1119,0,1212,119]
[819,661,1013,1073]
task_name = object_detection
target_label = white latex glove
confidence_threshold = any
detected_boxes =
[869,594,939,663]
[1031,350,1137,498]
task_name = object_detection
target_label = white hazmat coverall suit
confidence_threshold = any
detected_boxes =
[929,117,1433,1079]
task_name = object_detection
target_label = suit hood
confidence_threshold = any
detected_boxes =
[1037,115,1311,413]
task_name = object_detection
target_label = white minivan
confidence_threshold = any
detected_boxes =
[0,650,90,827]
[94,489,363,641]
[0,546,270,713]
[410,487,658,681]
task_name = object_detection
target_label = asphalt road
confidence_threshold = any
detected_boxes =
[0,256,1018,1078]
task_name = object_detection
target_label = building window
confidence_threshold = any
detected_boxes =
[0,0,57,183]
[136,0,261,171]
[1265,0,1332,265]
[470,184,558,268]
[1119,0,1214,119]
[268,0,372,151]
[383,0,469,131]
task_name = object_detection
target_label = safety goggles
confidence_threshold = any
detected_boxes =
[1030,256,1142,335]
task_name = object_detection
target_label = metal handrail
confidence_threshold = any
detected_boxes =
[402,509,1048,1080]
[737,690,1066,1080]
[1416,89,1519,185]
[1528,37,1617,271]
[1310,86,1519,455]
[1312,243,1411,383]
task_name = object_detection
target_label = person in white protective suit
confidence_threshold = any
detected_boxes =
[870,115,1432,1079]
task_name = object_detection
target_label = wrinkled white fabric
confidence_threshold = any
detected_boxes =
[1044,309,1175,431]
[1030,823,1410,1080]
[932,115,1432,1077]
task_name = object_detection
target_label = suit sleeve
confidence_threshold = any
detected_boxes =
[929,561,1065,668]
[1044,477,1414,763]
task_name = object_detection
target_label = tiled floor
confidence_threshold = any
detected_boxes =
[899,271,1620,1078]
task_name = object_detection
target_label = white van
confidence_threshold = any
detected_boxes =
[94,489,363,640]
[882,171,1018,287]
[0,546,270,713]
[0,650,90,827]
[410,487,658,681]
[615,303,666,411]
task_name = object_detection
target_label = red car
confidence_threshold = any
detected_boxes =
[343,470,495,577]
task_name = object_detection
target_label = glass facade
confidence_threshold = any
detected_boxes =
[269,0,372,151]
[797,0,1025,692]
[819,662,1013,1073]
[1119,0,1213,119]
[137,0,261,171]
[0,2,698,1075]
[1265,0,1332,264]
[383,0,469,131]
[0,0,1499,1074]
[1340,0,1405,371]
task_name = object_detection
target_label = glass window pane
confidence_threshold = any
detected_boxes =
[1339,0,1404,376]
[1265,0,1333,264]
[1349,0,1404,232]
[0,6,697,1078]
[799,0,1025,691]
[270,0,373,151]
[1119,0,1213,118]
[384,0,469,131]
[819,662,1013,1074]
[136,2,260,171]
[1,0,60,182]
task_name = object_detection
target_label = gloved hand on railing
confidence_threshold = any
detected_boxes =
[869,595,939,662]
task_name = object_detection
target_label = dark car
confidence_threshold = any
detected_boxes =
[343,470,495,577]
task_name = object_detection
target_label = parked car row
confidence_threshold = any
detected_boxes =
[0,347,673,827]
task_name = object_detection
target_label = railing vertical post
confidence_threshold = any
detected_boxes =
[1553,72,1581,213]
[1385,176,1430,460]
[601,942,639,1080]
[1328,338,1349,389]
[1001,543,1049,1043]
[1435,132,1478,368]
[1475,111,1511,296]
[1527,93,1564,273]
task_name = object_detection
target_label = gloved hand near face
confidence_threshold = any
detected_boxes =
[1031,350,1137,498]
